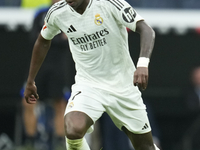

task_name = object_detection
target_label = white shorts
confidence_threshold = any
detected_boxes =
[64,84,151,134]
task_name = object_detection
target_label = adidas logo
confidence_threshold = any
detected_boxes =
[67,25,77,33]
[142,123,149,130]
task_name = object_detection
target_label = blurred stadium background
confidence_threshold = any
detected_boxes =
[0,0,200,150]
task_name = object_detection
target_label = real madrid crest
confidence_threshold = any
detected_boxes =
[67,101,74,109]
[94,14,103,26]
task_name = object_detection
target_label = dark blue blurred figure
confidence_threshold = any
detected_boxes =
[184,66,200,150]
[185,67,200,113]
[0,0,21,6]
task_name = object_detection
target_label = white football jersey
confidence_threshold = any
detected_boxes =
[41,0,144,93]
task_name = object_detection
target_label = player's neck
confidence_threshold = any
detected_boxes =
[75,0,89,14]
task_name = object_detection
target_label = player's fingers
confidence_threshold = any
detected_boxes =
[134,80,141,87]
[134,74,142,87]
[134,82,138,86]
[135,75,144,89]
[27,95,37,104]
[141,84,147,90]
[141,75,148,90]
[28,99,37,104]
[24,93,30,102]
[133,74,138,86]
[32,93,39,100]
[35,93,39,99]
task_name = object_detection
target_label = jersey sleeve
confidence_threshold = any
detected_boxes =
[107,0,144,31]
[40,6,61,40]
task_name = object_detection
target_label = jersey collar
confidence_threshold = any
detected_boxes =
[68,0,93,14]
[87,0,93,9]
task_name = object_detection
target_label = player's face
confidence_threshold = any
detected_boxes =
[66,0,89,14]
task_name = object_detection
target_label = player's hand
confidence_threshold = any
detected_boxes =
[134,67,149,90]
[24,81,39,104]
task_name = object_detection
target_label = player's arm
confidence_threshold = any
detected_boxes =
[24,34,51,104]
[134,20,155,90]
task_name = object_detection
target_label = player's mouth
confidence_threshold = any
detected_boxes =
[67,1,75,6]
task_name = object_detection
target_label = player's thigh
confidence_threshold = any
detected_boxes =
[64,111,93,138]
[64,84,105,137]
[122,127,155,150]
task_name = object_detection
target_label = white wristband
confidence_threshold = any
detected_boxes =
[136,57,150,68]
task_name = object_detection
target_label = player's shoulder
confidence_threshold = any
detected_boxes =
[95,0,110,5]
[96,0,126,9]
[48,0,67,13]
[51,0,67,8]
[94,0,113,10]
[45,0,67,22]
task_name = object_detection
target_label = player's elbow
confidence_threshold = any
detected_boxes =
[150,27,155,40]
